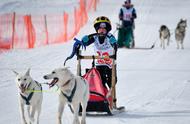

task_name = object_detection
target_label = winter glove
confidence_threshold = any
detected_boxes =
[73,38,86,52]
[64,38,86,66]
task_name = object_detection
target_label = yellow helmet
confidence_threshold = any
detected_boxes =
[93,16,112,32]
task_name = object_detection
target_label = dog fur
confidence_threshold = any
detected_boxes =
[175,19,187,49]
[159,25,171,49]
[13,68,43,124]
[43,67,89,124]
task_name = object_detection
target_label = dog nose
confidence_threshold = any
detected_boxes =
[43,75,47,79]
[20,84,24,87]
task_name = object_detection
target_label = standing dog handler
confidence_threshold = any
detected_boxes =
[118,0,137,48]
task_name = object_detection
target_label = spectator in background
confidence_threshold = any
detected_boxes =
[118,0,137,48]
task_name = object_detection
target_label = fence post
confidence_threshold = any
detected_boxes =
[44,15,49,45]
[11,12,16,49]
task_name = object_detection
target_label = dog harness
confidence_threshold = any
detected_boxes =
[61,79,77,103]
[20,89,34,105]
[20,81,42,105]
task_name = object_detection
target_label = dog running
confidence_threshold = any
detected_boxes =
[175,19,187,49]
[159,25,171,49]
[13,68,43,124]
[43,67,89,124]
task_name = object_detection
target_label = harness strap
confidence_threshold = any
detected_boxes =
[20,88,35,105]
[35,81,43,91]
[62,78,72,87]
[61,79,77,103]
[20,81,42,105]
[27,82,31,89]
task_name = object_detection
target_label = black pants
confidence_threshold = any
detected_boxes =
[96,66,112,88]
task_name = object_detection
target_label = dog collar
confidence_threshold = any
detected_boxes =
[61,79,77,103]
[62,78,74,87]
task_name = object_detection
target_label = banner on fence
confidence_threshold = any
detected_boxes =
[0,0,99,51]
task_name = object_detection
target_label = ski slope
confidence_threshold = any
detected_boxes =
[1,0,190,124]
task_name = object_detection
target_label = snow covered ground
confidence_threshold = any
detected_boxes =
[0,0,190,124]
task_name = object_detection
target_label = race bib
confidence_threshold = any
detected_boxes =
[96,51,113,68]
[93,34,115,68]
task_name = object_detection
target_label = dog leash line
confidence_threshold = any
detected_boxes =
[26,86,59,93]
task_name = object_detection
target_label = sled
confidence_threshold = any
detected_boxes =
[117,25,135,48]
[77,50,125,115]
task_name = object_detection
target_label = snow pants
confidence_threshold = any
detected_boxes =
[96,66,112,88]
[117,26,134,48]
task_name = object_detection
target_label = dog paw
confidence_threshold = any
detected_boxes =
[21,119,27,124]
[81,119,86,124]
[22,121,27,124]
[73,118,80,124]
[29,118,35,123]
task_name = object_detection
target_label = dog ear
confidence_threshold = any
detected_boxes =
[25,68,31,76]
[12,70,19,75]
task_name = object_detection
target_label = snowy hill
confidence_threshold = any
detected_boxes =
[0,0,190,124]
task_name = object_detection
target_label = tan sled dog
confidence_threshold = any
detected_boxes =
[44,67,89,124]
[13,68,43,124]
[159,25,171,49]
[175,19,187,49]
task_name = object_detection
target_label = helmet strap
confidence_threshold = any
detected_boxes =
[98,34,106,44]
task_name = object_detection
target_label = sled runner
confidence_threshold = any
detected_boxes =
[127,43,155,50]
[77,51,125,115]
[115,23,155,50]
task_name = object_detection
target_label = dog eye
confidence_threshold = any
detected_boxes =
[18,78,20,81]
[52,71,55,74]
[24,78,27,81]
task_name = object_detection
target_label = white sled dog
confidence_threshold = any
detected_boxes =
[175,19,187,49]
[159,25,171,49]
[43,67,89,124]
[13,68,43,124]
